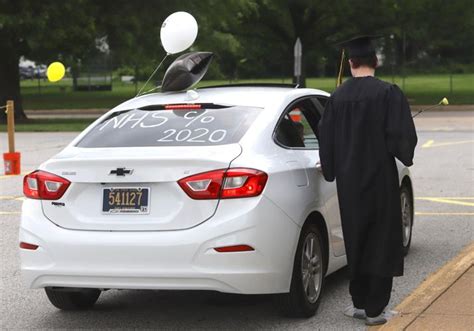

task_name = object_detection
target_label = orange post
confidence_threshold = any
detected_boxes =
[3,100,21,175]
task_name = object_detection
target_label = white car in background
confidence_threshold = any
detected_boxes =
[20,84,414,317]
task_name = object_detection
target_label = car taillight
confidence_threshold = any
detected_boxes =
[23,170,70,200]
[178,168,268,200]
[178,169,225,199]
[221,168,268,199]
[19,242,39,250]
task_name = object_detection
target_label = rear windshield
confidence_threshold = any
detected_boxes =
[76,104,261,148]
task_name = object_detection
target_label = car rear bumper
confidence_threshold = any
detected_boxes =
[20,197,300,294]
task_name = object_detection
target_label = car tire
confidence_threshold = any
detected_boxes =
[45,288,101,310]
[276,223,326,317]
[401,184,414,256]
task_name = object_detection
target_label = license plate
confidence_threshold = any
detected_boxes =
[102,187,150,214]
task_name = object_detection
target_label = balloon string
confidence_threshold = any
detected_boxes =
[412,103,441,118]
[135,54,169,97]
[141,85,163,95]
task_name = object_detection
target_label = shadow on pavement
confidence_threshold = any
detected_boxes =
[35,267,350,329]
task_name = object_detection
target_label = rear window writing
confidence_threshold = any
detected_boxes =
[76,106,261,147]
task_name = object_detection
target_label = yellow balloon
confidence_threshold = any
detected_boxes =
[47,62,65,82]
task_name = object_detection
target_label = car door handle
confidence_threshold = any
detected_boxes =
[315,161,323,172]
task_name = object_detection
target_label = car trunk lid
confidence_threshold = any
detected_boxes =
[40,145,241,231]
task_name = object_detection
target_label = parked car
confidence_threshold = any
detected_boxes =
[33,65,47,79]
[19,64,46,79]
[19,66,35,79]
[19,84,414,316]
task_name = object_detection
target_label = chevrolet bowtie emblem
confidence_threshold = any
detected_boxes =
[109,168,133,176]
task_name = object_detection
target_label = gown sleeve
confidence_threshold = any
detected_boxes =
[318,97,336,181]
[385,85,418,166]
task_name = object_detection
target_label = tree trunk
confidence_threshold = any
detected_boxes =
[0,36,26,123]
[134,64,138,95]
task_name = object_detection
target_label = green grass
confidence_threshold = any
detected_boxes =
[0,118,94,132]
[5,73,473,132]
[376,74,474,104]
[20,74,474,111]
[21,79,134,109]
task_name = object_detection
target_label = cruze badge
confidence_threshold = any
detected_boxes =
[109,168,133,176]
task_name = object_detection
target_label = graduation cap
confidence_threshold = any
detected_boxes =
[335,35,382,86]
[337,35,382,58]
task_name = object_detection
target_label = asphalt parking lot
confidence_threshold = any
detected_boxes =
[1,111,473,330]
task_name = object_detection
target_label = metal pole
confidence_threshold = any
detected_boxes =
[37,75,41,94]
[294,38,302,86]
[6,100,15,153]
[450,74,453,94]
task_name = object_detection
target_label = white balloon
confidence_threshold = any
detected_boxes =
[160,12,198,54]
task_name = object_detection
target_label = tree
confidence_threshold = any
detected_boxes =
[96,0,248,83]
[421,0,474,67]
[94,0,191,89]
[0,0,97,122]
[203,0,367,85]
[1,0,472,123]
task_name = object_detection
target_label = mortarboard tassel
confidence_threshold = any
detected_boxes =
[337,49,345,87]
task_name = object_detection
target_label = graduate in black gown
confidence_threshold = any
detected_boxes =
[318,36,417,326]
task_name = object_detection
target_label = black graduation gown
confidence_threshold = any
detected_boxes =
[318,77,417,277]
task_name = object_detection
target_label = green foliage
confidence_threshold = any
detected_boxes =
[1,0,473,124]
[0,0,97,65]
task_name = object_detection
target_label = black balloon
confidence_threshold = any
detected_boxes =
[161,52,214,92]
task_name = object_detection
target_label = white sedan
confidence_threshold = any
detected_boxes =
[20,85,414,316]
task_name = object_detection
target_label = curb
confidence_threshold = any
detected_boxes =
[25,109,108,115]
[24,109,108,120]
[370,242,474,330]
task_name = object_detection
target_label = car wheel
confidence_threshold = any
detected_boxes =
[45,288,101,310]
[276,223,326,317]
[401,184,414,256]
